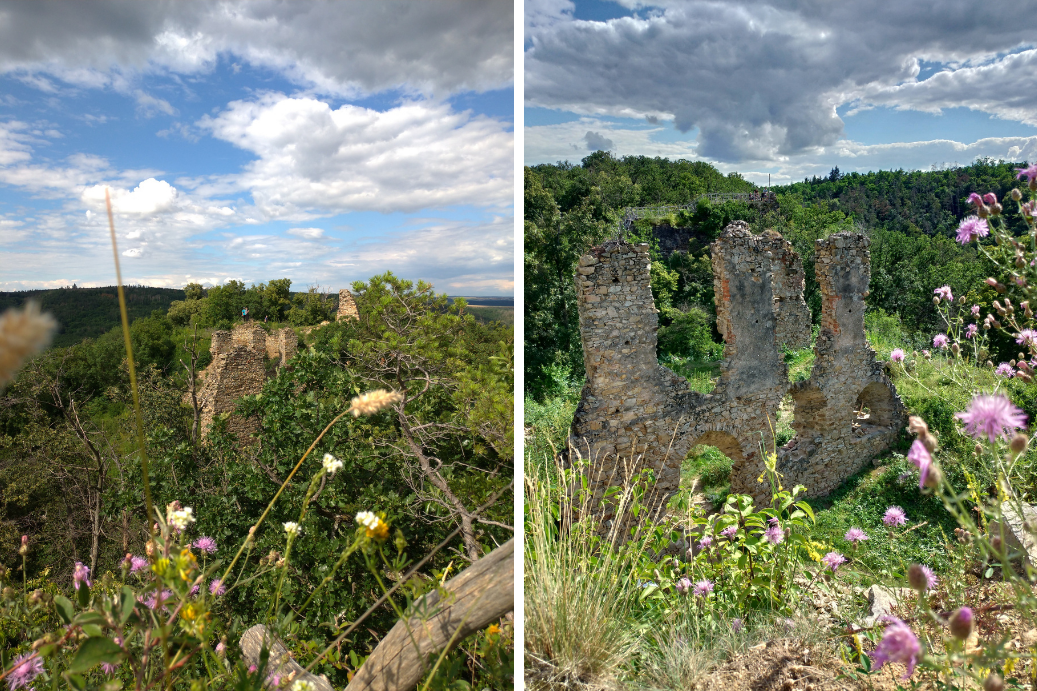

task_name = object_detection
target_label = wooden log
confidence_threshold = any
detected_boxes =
[346,538,514,691]
[239,538,514,691]
[240,624,334,691]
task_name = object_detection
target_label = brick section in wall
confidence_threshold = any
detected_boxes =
[337,289,359,321]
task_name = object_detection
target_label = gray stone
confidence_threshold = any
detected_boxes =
[989,501,1037,567]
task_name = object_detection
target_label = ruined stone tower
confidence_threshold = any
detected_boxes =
[196,322,299,444]
[337,289,359,321]
[570,222,904,519]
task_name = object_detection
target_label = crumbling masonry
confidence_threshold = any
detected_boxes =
[197,323,298,444]
[570,222,904,518]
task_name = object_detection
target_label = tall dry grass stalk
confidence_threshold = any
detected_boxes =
[524,450,656,689]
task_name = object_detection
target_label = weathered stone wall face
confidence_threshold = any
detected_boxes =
[197,324,301,445]
[337,289,359,321]
[570,223,904,519]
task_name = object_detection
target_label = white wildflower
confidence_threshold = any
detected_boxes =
[322,453,343,475]
[283,522,301,538]
[169,507,195,531]
[355,511,381,530]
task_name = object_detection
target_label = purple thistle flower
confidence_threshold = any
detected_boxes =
[822,551,847,572]
[189,584,200,596]
[1015,164,1037,182]
[919,564,938,590]
[731,617,743,632]
[764,524,784,545]
[101,662,119,674]
[934,285,953,302]
[983,192,998,205]
[907,439,933,489]
[1016,330,1037,348]
[871,618,921,678]
[698,535,713,549]
[676,577,693,595]
[209,578,226,596]
[73,561,91,590]
[890,348,905,362]
[933,334,949,349]
[966,323,978,339]
[693,578,714,596]
[956,216,989,245]
[844,527,869,545]
[972,304,981,317]
[7,653,44,691]
[130,555,148,573]
[996,363,1015,378]
[967,192,984,206]
[883,506,907,527]
[955,394,1029,443]
[720,525,738,539]
[193,536,217,554]
[921,349,931,359]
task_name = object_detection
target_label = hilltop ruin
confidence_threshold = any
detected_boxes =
[570,222,904,519]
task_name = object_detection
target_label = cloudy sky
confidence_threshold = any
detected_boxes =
[0,0,513,295]
[525,0,1037,185]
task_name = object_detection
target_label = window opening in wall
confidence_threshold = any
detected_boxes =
[853,381,895,436]
[659,355,719,393]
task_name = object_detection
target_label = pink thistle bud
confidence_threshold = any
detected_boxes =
[949,607,974,640]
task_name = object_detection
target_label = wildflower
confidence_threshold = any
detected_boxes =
[764,524,784,545]
[907,563,938,592]
[169,507,195,531]
[966,323,978,339]
[922,349,931,359]
[293,681,316,691]
[190,584,200,596]
[130,555,148,573]
[883,506,907,527]
[933,334,949,349]
[890,348,905,363]
[698,535,713,549]
[934,286,953,302]
[949,607,974,640]
[193,536,217,554]
[1015,163,1037,184]
[73,562,91,590]
[486,623,501,636]
[844,527,869,545]
[1017,329,1037,348]
[693,579,714,596]
[7,652,44,690]
[871,618,921,678]
[720,525,738,539]
[216,640,226,656]
[101,661,119,674]
[731,617,744,632]
[322,453,343,475]
[0,302,57,389]
[355,511,389,540]
[956,216,990,245]
[955,393,1028,443]
[209,578,226,596]
[972,304,981,317]
[822,551,847,572]
[675,576,691,594]
[283,522,301,538]
[996,363,1015,378]
[348,389,404,417]
[18,536,27,557]
[983,192,998,205]
[907,439,933,489]
[967,192,984,206]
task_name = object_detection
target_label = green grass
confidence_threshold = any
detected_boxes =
[659,354,720,393]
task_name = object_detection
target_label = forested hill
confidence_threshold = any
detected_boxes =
[0,286,184,347]
[775,158,1029,237]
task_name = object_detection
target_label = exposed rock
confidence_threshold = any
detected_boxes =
[862,585,913,628]
[337,288,359,321]
[989,501,1037,567]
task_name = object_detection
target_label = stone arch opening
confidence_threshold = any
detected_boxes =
[853,381,897,435]
[681,430,745,511]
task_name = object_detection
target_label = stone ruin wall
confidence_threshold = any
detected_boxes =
[337,289,359,321]
[570,222,905,520]
[197,322,299,445]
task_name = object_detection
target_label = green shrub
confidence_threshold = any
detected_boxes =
[658,306,722,360]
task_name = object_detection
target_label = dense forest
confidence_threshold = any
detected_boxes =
[0,273,514,686]
[525,153,1027,398]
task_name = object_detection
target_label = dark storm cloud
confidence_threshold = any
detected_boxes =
[0,0,513,95]
[525,0,1036,163]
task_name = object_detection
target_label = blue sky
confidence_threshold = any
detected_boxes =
[525,0,1037,185]
[0,1,513,295]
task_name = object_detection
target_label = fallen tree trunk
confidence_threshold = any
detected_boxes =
[240,538,514,691]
